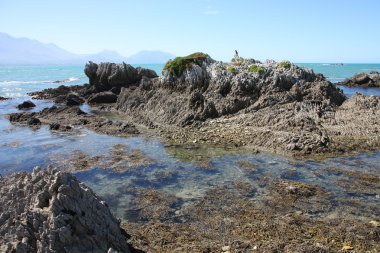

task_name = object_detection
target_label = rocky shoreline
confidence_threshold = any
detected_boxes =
[2,55,380,252]
[19,53,380,158]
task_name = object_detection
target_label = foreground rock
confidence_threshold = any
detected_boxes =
[17,100,36,110]
[337,71,380,87]
[0,167,131,252]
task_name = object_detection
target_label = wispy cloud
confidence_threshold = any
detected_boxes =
[204,9,219,15]
[203,6,219,15]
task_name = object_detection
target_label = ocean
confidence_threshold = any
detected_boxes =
[1,62,379,225]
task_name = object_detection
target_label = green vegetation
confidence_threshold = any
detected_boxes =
[279,61,291,69]
[226,66,238,75]
[249,65,265,75]
[231,56,245,66]
[162,52,209,77]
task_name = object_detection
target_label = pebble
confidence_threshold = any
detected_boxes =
[342,245,353,251]
[222,245,230,252]
[369,220,380,227]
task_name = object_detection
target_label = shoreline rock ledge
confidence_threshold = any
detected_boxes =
[0,167,131,253]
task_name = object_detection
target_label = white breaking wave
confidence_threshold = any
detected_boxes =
[0,77,79,85]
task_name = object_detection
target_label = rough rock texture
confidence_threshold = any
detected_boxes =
[115,54,370,156]
[88,91,118,104]
[8,105,139,136]
[337,71,380,87]
[17,100,36,110]
[0,167,131,253]
[84,61,158,95]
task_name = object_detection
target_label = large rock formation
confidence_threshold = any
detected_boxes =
[337,71,380,87]
[0,167,131,253]
[84,61,158,95]
[116,54,345,127]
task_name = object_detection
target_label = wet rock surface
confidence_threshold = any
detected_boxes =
[0,167,131,253]
[337,71,380,87]
[8,105,139,136]
[17,100,36,110]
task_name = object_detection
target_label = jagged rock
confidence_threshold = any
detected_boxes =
[0,167,131,253]
[84,61,157,94]
[337,71,380,87]
[88,91,118,104]
[116,53,345,127]
[17,100,36,110]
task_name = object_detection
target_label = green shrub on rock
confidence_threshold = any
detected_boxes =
[249,65,265,75]
[279,61,291,69]
[227,66,238,75]
[163,52,209,77]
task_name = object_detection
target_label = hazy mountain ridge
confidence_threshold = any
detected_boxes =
[0,32,175,65]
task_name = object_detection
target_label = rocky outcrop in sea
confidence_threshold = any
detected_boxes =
[337,71,380,87]
[0,167,131,253]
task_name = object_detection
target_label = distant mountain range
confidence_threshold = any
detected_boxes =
[0,32,175,65]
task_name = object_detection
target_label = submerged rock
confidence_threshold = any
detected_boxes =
[17,100,36,110]
[0,167,131,253]
[337,71,380,87]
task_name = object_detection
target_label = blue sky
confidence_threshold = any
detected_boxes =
[0,0,379,62]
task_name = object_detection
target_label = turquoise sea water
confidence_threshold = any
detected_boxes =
[0,63,379,223]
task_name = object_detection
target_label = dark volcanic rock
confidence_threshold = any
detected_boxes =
[66,93,84,106]
[0,167,131,253]
[27,117,41,126]
[17,100,36,110]
[84,61,157,94]
[29,85,85,100]
[337,71,380,87]
[0,96,10,101]
[88,91,118,104]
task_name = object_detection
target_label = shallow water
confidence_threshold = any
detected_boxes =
[0,98,379,224]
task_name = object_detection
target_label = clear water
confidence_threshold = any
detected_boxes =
[0,63,379,223]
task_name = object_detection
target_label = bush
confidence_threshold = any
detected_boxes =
[279,61,291,69]
[249,65,265,75]
[226,66,238,75]
[163,52,209,77]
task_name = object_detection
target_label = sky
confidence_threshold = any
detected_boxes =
[0,0,379,63]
